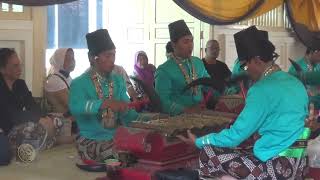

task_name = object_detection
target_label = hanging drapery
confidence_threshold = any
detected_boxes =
[285,0,320,50]
[0,0,77,6]
[173,0,320,50]
[172,0,283,25]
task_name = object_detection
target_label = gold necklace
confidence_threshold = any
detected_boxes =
[173,55,198,94]
[262,63,281,78]
[91,69,115,128]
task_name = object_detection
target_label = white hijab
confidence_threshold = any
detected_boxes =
[48,48,73,74]
[45,48,74,92]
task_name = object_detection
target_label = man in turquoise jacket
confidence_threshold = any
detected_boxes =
[155,20,209,116]
[69,29,144,162]
[178,26,309,179]
[288,48,320,109]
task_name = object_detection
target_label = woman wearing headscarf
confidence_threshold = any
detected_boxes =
[45,48,75,113]
[132,51,156,97]
[44,48,76,142]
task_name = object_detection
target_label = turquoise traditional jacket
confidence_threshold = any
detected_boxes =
[155,56,209,116]
[196,71,308,162]
[288,57,320,109]
[69,69,143,141]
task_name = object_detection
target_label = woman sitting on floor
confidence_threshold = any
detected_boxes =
[0,48,66,165]
[45,48,77,139]
[45,48,75,114]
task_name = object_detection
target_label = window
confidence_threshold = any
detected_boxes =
[47,0,89,49]
[1,3,23,12]
[46,0,205,78]
[0,3,30,20]
[46,0,104,77]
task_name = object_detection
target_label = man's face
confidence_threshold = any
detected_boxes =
[173,35,194,59]
[206,41,220,59]
[0,53,22,81]
[310,50,320,63]
[95,49,116,74]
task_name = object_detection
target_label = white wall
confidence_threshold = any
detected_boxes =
[0,8,47,97]
[211,25,306,71]
[0,20,34,90]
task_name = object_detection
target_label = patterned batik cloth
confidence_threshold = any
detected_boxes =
[76,135,114,162]
[199,146,306,180]
[8,114,65,152]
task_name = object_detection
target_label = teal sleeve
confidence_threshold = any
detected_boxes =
[155,68,185,115]
[118,77,139,126]
[195,87,267,148]
[69,80,103,116]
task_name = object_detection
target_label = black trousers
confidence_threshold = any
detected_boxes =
[0,133,12,166]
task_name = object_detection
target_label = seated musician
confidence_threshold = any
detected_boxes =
[155,20,209,116]
[178,26,310,179]
[202,40,231,81]
[69,29,147,162]
[288,48,320,109]
[0,48,63,165]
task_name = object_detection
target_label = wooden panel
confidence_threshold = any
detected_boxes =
[154,27,195,39]
[155,0,194,23]
[126,0,145,24]
[108,0,145,25]
[0,5,31,20]
[154,43,166,67]
[271,36,299,71]
[32,7,46,96]
[154,28,168,39]
[106,0,149,74]
[127,28,144,42]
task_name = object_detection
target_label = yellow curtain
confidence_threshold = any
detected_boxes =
[173,0,283,24]
[247,0,283,18]
[188,0,283,21]
[287,0,320,32]
[174,0,320,49]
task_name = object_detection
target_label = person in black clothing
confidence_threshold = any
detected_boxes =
[202,40,231,81]
[0,48,59,165]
